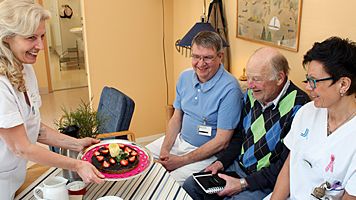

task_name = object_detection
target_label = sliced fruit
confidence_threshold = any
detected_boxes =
[130,151,138,156]
[124,147,132,154]
[120,159,128,166]
[100,149,109,154]
[96,155,104,162]
[94,151,101,156]
[128,156,136,162]
[108,143,121,157]
[118,144,125,149]
[102,161,110,168]
[109,158,116,164]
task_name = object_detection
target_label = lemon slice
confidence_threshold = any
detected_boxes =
[108,143,121,157]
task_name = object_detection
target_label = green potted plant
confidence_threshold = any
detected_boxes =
[55,99,102,139]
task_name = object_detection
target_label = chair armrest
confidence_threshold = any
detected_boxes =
[95,130,136,142]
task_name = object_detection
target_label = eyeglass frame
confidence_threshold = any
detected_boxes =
[246,74,278,84]
[191,53,220,64]
[303,75,333,89]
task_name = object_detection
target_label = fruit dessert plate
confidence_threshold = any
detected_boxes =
[79,139,153,181]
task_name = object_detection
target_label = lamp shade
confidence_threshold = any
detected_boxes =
[177,22,229,47]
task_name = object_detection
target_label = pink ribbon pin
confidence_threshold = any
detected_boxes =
[325,154,335,173]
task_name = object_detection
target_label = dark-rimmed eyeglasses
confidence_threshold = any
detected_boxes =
[191,54,218,64]
[303,75,333,89]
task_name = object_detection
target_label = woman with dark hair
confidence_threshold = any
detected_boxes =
[269,37,356,200]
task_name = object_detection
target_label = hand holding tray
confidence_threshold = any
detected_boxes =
[78,139,153,181]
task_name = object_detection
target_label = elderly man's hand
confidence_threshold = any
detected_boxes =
[158,154,186,171]
[159,149,170,162]
[205,161,224,174]
[217,174,243,197]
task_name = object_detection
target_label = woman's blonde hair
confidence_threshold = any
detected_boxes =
[0,0,50,92]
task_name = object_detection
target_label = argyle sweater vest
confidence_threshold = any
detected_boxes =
[238,82,308,174]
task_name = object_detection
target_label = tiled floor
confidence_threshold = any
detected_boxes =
[49,51,88,91]
[40,87,90,129]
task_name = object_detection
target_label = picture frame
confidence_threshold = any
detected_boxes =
[236,0,303,52]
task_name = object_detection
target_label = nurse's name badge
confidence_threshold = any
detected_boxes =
[311,182,331,199]
[197,125,212,136]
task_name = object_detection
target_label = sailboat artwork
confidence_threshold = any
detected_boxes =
[236,0,302,51]
[268,16,280,30]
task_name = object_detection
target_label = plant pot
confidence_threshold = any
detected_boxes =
[60,125,80,138]
[60,125,81,182]
[60,148,81,182]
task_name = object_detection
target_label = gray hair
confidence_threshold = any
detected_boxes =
[252,47,290,80]
[0,0,50,92]
[192,31,223,53]
[270,53,290,79]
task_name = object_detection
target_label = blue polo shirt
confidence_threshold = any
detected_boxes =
[174,65,243,147]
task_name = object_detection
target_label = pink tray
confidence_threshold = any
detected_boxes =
[79,139,153,181]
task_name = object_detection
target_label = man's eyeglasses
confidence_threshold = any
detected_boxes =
[246,76,265,83]
[303,75,333,89]
[191,54,218,64]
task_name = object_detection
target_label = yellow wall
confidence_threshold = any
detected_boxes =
[33,51,49,93]
[35,0,356,138]
[82,0,174,138]
[34,0,50,94]
[173,0,356,90]
[173,0,213,86]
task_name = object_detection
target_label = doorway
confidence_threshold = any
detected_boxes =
[43,0,88,91]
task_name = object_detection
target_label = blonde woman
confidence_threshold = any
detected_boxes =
[0,1,103,199]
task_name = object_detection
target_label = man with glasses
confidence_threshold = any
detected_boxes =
[183,47,310,199]
[146,31,243,185]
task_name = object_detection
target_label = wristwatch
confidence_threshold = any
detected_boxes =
[240,178,248,191]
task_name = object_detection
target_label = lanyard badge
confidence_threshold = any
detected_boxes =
[311,182,328,199]
[311,181,343,200]
[197,117,212,136]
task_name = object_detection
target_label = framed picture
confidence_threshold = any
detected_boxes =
[236,0,302,52]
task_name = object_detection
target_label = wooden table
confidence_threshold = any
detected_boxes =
[15,162,192,200]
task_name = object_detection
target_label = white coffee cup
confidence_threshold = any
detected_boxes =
[34,176,69,200]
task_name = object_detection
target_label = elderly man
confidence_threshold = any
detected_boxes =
[146,31,243,185]
[183,47,310,199]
